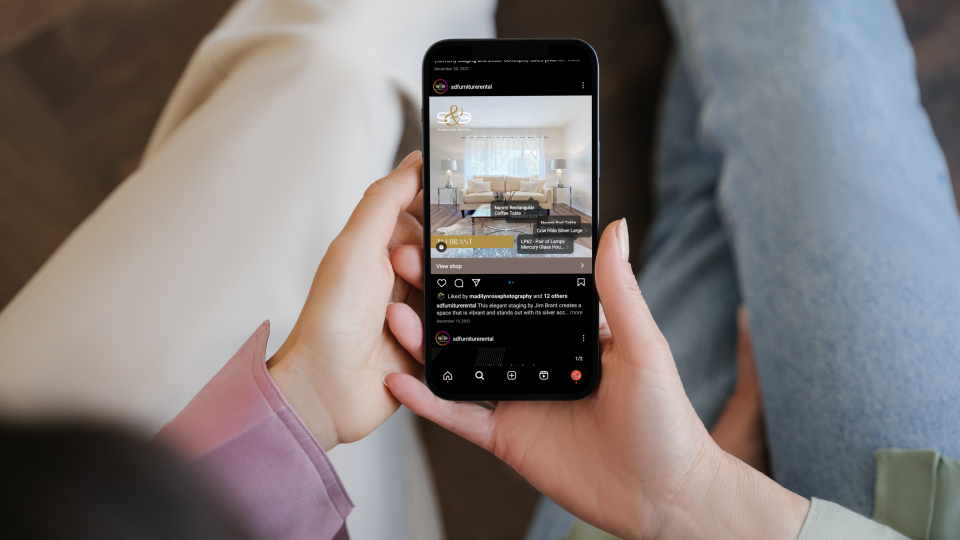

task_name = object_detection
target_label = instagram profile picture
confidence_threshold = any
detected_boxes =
[435,331,450,346]
[433,79,448,94]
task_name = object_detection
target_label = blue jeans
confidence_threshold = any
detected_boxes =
[527,0,960,536]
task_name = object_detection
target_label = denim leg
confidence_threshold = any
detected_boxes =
[524,54,738,540]
[660,0,960,515]
[524,497,580,540]
[638,55,740,431]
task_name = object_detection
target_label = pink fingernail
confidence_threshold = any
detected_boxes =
[617,218,630,261]
[397,151,422,169]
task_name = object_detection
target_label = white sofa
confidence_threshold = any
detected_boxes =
[456,175,554,216]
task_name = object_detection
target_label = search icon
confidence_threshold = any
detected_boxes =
[475,371,484,381]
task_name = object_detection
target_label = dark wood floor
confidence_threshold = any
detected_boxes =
[0,0,236,309]
[1,1,959,540]
[430,204,472,230]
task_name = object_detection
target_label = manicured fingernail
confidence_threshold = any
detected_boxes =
[382,372,395,387]
[617,218,629,261]
[397,150,422,169]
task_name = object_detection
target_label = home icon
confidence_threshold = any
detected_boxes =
[443,371,453,381]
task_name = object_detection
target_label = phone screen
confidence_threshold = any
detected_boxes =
[422,40,599,400]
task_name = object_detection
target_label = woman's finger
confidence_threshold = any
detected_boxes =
[386,302,424,364]
[385,373,496,452]
[394,152,425,225]
[397,150,422,170]
[403,282,424,320]
[379,324,425,379]
[338,154,422,251]
[406,190,425,226]
[391,245,424,290]
[388,210,424,251]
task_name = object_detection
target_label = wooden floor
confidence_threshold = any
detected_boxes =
[430,204,469,229]
[1,1,959,540]
[430,204,594,250]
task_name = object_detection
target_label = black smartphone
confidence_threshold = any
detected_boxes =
[421,39,600,400]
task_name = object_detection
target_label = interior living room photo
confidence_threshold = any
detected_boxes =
[428,95,593,258]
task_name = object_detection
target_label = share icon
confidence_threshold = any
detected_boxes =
[472,279,480,286]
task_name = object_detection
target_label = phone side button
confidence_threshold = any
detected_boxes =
[421,108,426,189]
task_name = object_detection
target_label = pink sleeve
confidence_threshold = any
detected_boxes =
[155,322,353,540]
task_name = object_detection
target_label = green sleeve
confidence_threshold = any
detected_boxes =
[561,498,908,540]
[797,499,908,540]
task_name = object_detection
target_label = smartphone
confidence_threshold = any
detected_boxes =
[421,39,600,400]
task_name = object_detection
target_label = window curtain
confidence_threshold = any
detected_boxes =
[463,136,546,182]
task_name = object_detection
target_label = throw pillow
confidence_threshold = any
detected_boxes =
[519,181,540,193]
[472,175,505,192]
[474,181,492,193]
[535,179,546,193]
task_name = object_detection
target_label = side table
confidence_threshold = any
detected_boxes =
[437,186,457,207]
[554,186,572,208]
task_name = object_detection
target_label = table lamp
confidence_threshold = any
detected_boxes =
[440,159,457,188]
[551,159,567,188]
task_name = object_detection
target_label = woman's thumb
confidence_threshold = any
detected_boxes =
[595,219,667,354]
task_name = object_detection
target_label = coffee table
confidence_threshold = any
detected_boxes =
[469,204,492,235]
[469,204,530,236]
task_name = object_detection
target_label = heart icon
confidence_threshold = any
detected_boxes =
[437,279,447,287]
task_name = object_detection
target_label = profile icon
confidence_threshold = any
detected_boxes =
[433,79,448,94]
[437,292,445,301]
[435,331,450,346]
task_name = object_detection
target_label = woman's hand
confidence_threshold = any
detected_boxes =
[266,151,425,452]
[385,219,810,540]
